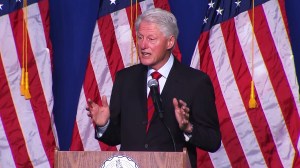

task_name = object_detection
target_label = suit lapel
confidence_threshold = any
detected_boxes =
[139,65,149,121]
[161,59,184,98]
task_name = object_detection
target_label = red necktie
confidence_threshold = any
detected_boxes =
[146,71,162,132]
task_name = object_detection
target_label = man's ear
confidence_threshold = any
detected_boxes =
[167,36,176,50]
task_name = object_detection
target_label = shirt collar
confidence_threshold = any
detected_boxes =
[148,54,174,78]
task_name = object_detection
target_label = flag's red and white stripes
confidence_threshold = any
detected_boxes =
[70,0,182,151]
[0,1,58,167]
[191,0,300,167]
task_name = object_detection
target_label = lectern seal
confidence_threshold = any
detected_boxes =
[101,155,139,168]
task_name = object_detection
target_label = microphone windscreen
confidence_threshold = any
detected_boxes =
[147,79,158,88]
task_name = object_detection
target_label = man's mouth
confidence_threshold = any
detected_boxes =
[141,51,151,57]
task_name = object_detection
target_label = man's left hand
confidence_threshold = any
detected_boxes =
[173,98,193,133]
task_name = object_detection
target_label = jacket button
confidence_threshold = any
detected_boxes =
[145,144,148,149]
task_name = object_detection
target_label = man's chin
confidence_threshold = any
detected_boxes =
[139,59,152,66]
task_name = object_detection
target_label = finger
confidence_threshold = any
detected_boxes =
[178,99,187,107]
[172,98,180,110]
[184,112,189,119]
[181,120,189,129]
[87,98,95,107]
[183,106,190,113]
[87,111,92,117]
[102,96,109,107]
[181,107,189,117]
[183,119,189,125]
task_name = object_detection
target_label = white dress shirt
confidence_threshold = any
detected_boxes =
[147,54,174,95]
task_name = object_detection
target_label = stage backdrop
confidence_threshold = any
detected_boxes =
[0,0,299,167]
[50,0,300,167]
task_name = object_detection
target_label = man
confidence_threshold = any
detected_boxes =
[87,8,221,167]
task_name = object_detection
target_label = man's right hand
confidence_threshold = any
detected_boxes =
[87,96,110,127]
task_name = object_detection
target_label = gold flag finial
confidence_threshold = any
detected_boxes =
[22,0,31,99]
[249,80,257,108]
[24,71,31,99]
[249,0,257,109]
[20,68,25,95]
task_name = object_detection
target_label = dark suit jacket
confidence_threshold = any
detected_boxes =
[96,58,221,167]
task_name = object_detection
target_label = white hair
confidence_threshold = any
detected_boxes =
[135,8,179,39]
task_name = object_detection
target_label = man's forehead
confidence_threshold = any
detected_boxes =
[137,22,163,35]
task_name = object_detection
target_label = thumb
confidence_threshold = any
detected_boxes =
[173,98,180,110]
[102,96,109,107]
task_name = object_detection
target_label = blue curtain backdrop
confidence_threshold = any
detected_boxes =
[49,0,300,150]
[49,0,100,150]
[286,1,300,86]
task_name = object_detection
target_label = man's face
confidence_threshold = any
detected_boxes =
[137,21,175,70]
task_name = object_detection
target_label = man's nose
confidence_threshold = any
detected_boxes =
[139,39,148,49]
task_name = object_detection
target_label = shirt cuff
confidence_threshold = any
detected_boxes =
[95,120,110,138]
[183,123,193,142]
[184,132,192,142]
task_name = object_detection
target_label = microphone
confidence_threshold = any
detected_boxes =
[147,79,164,119]
[147,78,177,151]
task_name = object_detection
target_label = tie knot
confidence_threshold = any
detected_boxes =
[151,71,162,80]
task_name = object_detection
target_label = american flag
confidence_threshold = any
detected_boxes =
[69,0,300,167]
[69,0,181,151]
[191,0,300,167]
[0,0,58,167]
[2,0,298,167]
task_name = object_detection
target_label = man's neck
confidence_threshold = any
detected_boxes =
[148,54,174,78]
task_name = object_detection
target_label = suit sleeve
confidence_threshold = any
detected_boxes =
[189,73,221,152]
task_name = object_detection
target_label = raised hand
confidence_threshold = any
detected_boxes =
[173,98,193,133]
[86,95,110,127]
